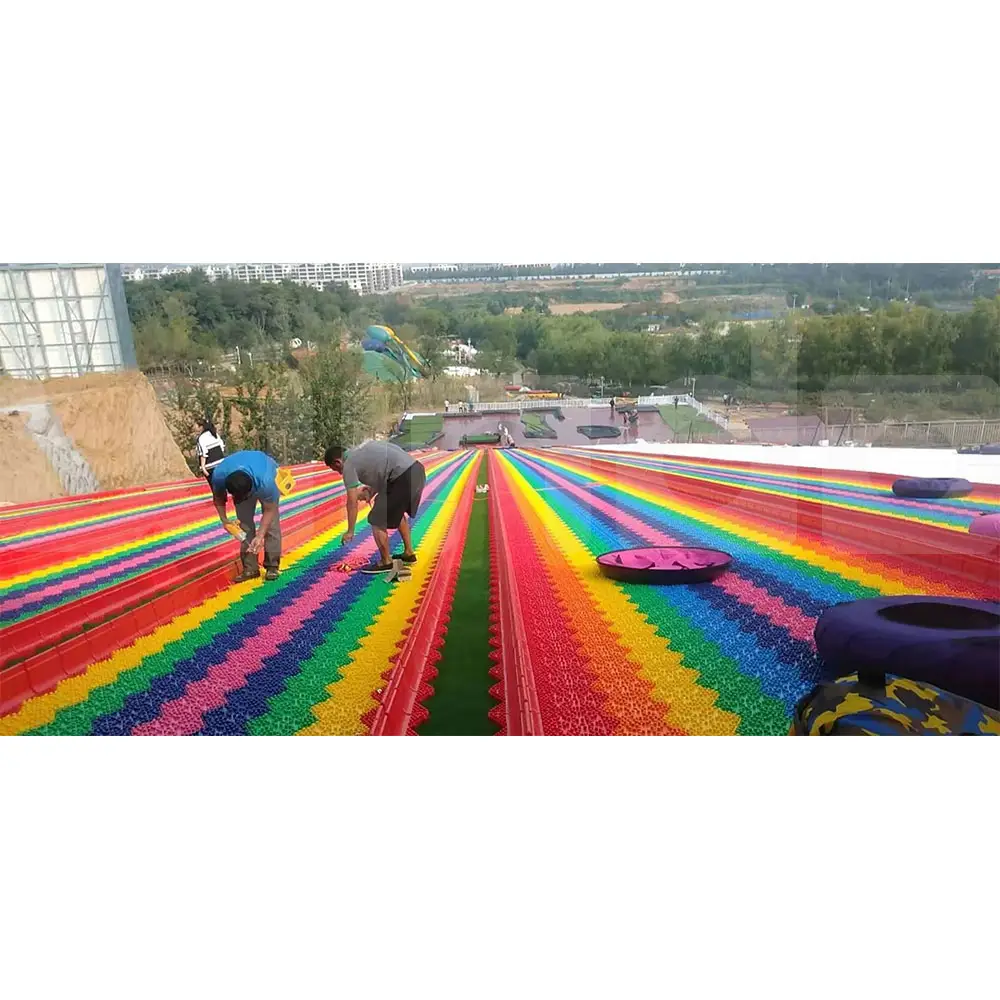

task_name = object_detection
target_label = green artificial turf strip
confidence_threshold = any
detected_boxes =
[419,456,498,735]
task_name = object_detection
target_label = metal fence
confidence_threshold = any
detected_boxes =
[470,397,602,412]
[830,419,1000,448]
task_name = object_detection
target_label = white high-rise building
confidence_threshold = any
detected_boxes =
[123,263,403,296]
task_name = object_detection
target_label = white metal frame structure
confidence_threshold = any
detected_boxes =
[0,264,137,379]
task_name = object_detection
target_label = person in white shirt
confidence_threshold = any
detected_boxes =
[196,418,226,487]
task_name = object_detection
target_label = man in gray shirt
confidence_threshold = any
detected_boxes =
[324,440,427,574]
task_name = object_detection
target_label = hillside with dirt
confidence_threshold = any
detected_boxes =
[0,371,192,503]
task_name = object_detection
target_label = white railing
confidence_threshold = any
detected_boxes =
[666,395,731,429]
[466,393,730,428]
[640,394,731,429]
[468,397,599,412]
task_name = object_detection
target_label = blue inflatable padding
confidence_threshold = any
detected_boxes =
[891,477,972,499]
[815,595,1000,709]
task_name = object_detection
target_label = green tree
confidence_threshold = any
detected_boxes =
[231,362,291,455]
[417,334,446,380]
[951,297,1000,383]
[167,378,234,473]
[301,346,372,454]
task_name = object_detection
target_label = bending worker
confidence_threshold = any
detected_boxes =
[324,440,426,575]
[210,449,282,582]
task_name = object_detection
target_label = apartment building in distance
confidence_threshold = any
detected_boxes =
[122,263,403,296]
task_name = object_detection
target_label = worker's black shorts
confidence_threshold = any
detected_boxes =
[369,461,426,530]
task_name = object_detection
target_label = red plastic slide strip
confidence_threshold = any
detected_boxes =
[0,483,206,539]
[0,493,348,673]
[0,461,332,536]
[0,492,349,718]
[3,500,220,575]
[588,447,1000,500]
[0,546,239,670]
[571,453,1000,593]
[486,453,544,736]
[0,457,450,718]
[0,564,238,715]
[3,469,341,570]
[368,455,479,736]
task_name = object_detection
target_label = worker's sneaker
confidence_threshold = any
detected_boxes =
[234,568,261,583]
[264,568,280,581]
[360,561,394,575]
[392,551,417,564]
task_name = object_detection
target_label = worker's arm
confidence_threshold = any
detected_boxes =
[342,486,359,543]
[213,496,229,526]
[248,499,279,554]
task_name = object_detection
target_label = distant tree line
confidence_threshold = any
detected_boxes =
[126,272,364,366]
[129,270,999,429]
[403,263,1000,304]
[700,263,999,308]
[528,298,999,392]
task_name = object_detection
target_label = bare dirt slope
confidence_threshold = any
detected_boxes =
[0,410,66,503]
[0,371,192,502]
[547,302,626,315]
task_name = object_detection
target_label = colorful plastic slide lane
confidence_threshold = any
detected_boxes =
[0,461,328,541]
[484,447,999,735]
[5,444,997,736]
[0,450,477,736]
[557,447,1000,532]
[0,464,341,631]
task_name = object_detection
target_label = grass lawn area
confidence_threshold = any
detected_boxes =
[395,414,444,447]
[658,404,723,437]
[520,412,557,438]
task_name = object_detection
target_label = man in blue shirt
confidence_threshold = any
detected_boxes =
[210,450,283,582]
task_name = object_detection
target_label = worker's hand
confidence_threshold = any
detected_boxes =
[357,486,372,504]
[341,529,355,545]
[247,535,264,555]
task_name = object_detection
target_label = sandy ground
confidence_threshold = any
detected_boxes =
[405,275,688,300]
[547,302,627,315]
[0,410,67,503]
[0,372,192,502]
[407,277,591,298]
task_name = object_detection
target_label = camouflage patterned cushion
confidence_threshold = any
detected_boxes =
[791,673,1000,736]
